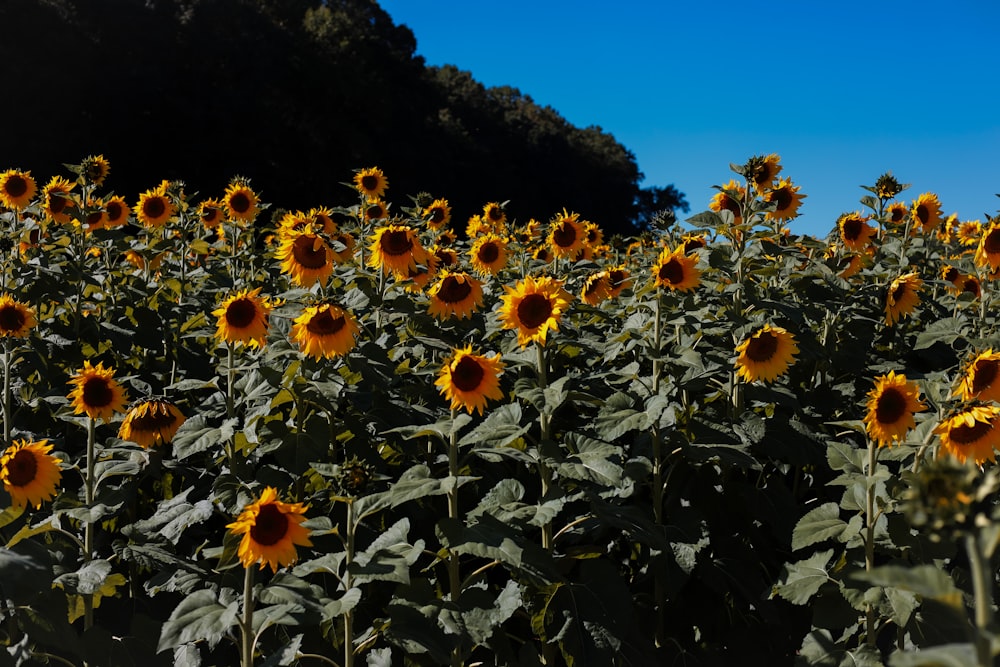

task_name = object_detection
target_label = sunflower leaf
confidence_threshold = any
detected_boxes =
[791,502,847,551]
[458,403,530,449]
[773,549,835,605]
[157,589,240,653]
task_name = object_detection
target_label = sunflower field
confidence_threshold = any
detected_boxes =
[1,155,1000,667]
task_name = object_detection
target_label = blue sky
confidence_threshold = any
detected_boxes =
[378,0,1000,237]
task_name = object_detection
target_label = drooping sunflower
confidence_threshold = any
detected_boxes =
[427,271,484,320]
[863,371,926,447]
[548,210,587,259]
[748,153,782,191]
[957,349,1000,403]
[435,345,505,415]
[764,178,806,221]
[709,180,745,224]
[885,273,923,326]
[136,186,176,228]
[118,398,186,448]
[469,234,509,276]
[42,176,77,224]
[353,167,388,199]
[652,246,700,292]
[104,195,130,228]
[68,361,129,421]
[0,169,37,210]
[424,198,451,230]
[329,231,356,264]
[681,234,707,254]
[885,202,909,226]
[290,303,359,360]
[224,181,259,223]
[277,229,334,287]
[431,245,459,269]
[607,266,632,298]
[580,271,612,306]
[227,487,313,572]
[0,295,36,338]
[482,202,506,227]
[974,222,1000,272]
[362,199,389,222]
[81,154,111,186]
[367,224,429,278]
[198,198,225,229]
[436,229,457,247]
[838,212,875,250]
[0,440,62,509]
[498,276,573,348]
[957,275,981,299]
[734,324,799,383]
[935,404,1000,465]
[911,193,943,233]
[213,287,271,348]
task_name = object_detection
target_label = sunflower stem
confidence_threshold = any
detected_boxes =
[651,288,666,647]
[343,497,355,667]
[241,565,255,667]
[535,341,553,551]
[83,416,96,633]
[864,437,879,648]
[2,338,11,445]
[448,408,463,667]
[966,532,994,667]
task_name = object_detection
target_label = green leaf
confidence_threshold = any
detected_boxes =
[773,549,834,605]
[888,644,977,667]
[260,634,303,667]
[458,403,531,449]
[352,518,424,585]
[157,589,240,653]
[850,564,962,606]
[792,502,848,551]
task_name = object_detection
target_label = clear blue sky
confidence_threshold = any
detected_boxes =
[378,0,1000,237]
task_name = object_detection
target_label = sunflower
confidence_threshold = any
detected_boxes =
[436,229,457,246]
[469,234,509,276]
[957,350,1000,403]
[838,253,864,280]
[432,245,459,269]
[956,220,982,246]
[935,404,1000,465]
[424,198,451,230]
[0,169,37,210]
[223,181,259,223]
[748,153,782,191]
[974,222,1000,271]
[427,271,484,320]
[329,231,356,264]
[277,229,334,287]
[42,176,77,224]
[885,202,909,226]
[885,273,922,326]
[466,214,489,238]
[532,246,553,263]
[213,287,271,348]
[227,486,312,572]
[764,178,806,221]
[353,167,388,199]
[362,199,389,222]
[838,212,875,250]
[0,295,36,338]
[81,154,110,186]
[0,440,62,509]
[548,210,587,259]
[435,345,505,415]
[482,202,506,227]
[940,265,962,285]
[367,224,429,278]
[911,193,943,233]
[957,275,981,299]
[863,371,926,447]
[290,303,359,360]
[198,198,225,229]
[734,324,798,383]
[498,276,573,348]
[84,198,108,231]
[68,361,129,421]
[118,398,186,448]
[580,271,612,306]
[607,266,632,298]
[403,250,441,292]
[681,234,707,254]
[709,180,745,224]
[136,186,175,228]
[652,246,700,292]
[104,195,130,228]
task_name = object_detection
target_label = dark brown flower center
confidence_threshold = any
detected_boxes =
[683,238,705,253]
[477,242,500,264]
[916,204,929,225]
[875,387,907,424]
[770,187,793,211]
[842,217,863,241]
[143,197,166,220]
[130,403,178,434]
[486,207,503,222]
[360,175,379,192]
[0,305,25,331]
[226,298,258,328]
[49,191,69,214]
[943,267,959,282]
[6,449,37,487]
[435,249,456,267]
[553,222,577,248]
[949,418,993,445]
[963,278,981,297]
[106,201,124,223]
[5,175,27,198]
[516,293,553,329]
[229,192,251,214]
[437,276,472,304]
[985,229,1000,254]
[972,359,999,395]
[891,283,908,303]
[380,230,412,256]
[658,258,684,285]
[202,208,221,225]
[82,376,114,408]
[609,269,627,287]
[87,210,104,227]
[889,207,905,223]
[292,235,329,269]
[429,207,446,224]
[451,356,485,392]
[745,331,778,362]
[723,196,740,217]
[250,503,289,546]
[583,276,605,298]
[366,204,385,219]
[306,309,346,336]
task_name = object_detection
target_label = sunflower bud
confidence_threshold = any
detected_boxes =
[337,457,376,496]
[873,171,908,200]
[903,458,1000,542]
